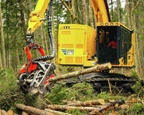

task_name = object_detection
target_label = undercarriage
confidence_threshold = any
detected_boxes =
[64,72,137,94]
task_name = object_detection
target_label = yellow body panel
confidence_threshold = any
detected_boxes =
[58,24,96,66]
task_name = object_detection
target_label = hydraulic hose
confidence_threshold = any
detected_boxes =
[34,0,55,61]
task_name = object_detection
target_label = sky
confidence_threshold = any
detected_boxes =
[109,0,126,8]
[121,0,126,8]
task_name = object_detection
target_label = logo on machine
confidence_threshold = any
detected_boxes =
[62,49,67,55]
[62,49,74,55]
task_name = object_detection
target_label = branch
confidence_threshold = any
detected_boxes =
[132,0,140,14]
[60,0,72,15]
[60,0,76,22]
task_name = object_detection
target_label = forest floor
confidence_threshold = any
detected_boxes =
[0,69,144,115]
[0,82,144,115]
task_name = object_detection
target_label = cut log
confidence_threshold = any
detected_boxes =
[66,99,105,106]
[13,114,19,115]
[22,111,29,115]
[119,104,129,110]
[16,104,54,115]
[1,110,8,115]
[89,100,125,115]
[46,100,123,114]
[7,110,14,115]
[0,110,2,115]
[45,109,72,115]
[49,63,112,82]
[46,104,98,111]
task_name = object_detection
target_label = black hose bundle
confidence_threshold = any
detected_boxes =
[34,0,55,61]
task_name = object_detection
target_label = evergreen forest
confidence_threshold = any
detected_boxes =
[0,0,144,115]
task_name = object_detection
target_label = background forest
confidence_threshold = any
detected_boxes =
[0,0,144,114]
[0,0,144,77]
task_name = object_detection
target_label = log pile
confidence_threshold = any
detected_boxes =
[1,97,143,115]
[0,109,18,115]
[15,99,125,115]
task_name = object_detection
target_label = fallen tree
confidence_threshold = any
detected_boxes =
[16,104,54,115]
[89,100,125,115]
[46,100,124,115]
[65,99,105,106]
[49,63,112,82]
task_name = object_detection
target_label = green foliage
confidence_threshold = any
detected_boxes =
[71,82,94,100]
[127,103,144,115]
[131,71,139,80]
[46,82,94,104]
[0,69,18,93]
[0,69,25,110]
[25,94,46,109]
[46,83,73,104]
[97,92,126,101]
[132,81,141,92]
[132,81,144,97]
[66,109,88,115]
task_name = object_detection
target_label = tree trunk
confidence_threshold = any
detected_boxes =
[45,109,72,115]
[66,99,105,106]
[60,0,77,23]
[0,3,6,68]
[126,0,132,29]
[46,104,98,111]
[0,53,3,69]
[89,100,125,115]
[40,25,45,49]
[46,100,124,114]
[82,0,87,24]
[116,0,121,22]
[18,0,26,42]
[110,0,114,21]
[49,63,112,82]
[16,104,54,115]
[89,2,95,28]
[131,0,141,76]
[43,24,49,54]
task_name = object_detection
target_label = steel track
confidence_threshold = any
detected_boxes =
[61,72,137,93]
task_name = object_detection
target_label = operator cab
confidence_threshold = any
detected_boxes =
[96,25,133,65]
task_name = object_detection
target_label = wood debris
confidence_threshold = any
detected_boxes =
[14,99,124,115]
[0,109,18,115]
[0,98,143,115]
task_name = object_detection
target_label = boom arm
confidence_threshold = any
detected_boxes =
[27,0,51,34]
[26,0,55,61]
[17,0,56,95]
[90,0,111,22]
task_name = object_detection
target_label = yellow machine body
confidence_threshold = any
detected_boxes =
[58,0,135,67]
[58,24,96,67]
[58,22,135,67]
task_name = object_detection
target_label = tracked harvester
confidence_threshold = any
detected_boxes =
[17,0,141,95]
[57,0,138,92]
